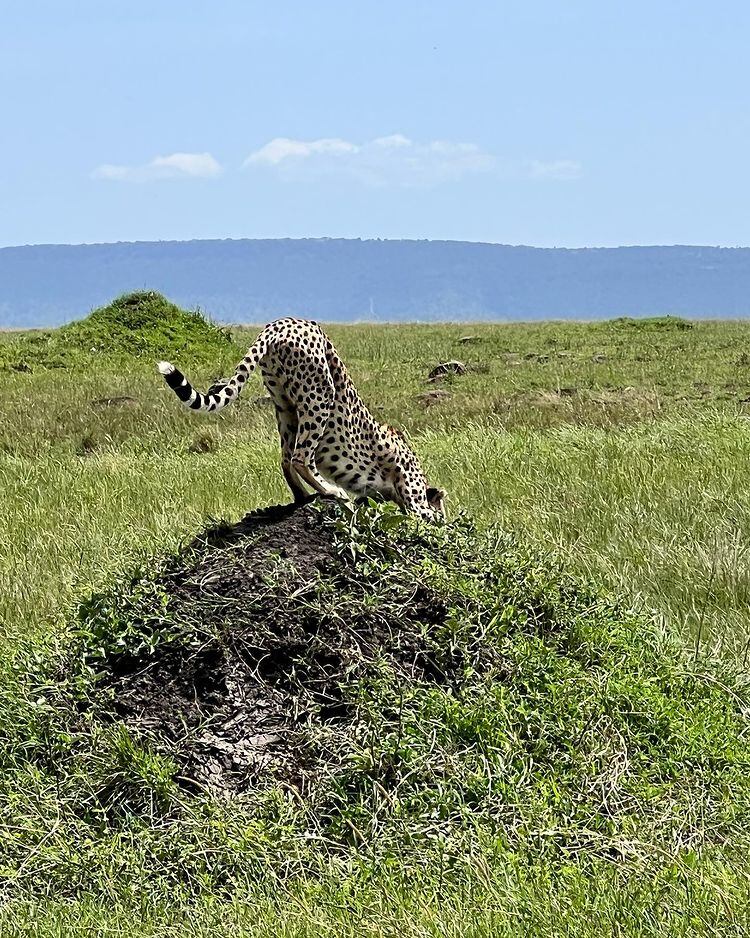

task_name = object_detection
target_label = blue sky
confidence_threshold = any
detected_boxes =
[2,1,749,248]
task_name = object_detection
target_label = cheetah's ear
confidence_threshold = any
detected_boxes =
[426,487,447,501]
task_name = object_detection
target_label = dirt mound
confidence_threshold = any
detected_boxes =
[73,500,750,861]
[86,502,455,794]
[1,291,236,371]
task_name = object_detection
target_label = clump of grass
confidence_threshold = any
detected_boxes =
[188,430,220,454]
[75,431,100,456]
[0,291,237,371]
[603,316,694,331]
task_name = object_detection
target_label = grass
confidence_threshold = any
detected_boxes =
[1,294,750,934]
[3,858,750,937]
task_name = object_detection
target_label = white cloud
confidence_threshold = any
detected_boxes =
[243,134,496,187]
[244,137,358,166]
[92,152,222,182]
[91,142,582,188]
[371,134,412,149]
[528,159,582,180]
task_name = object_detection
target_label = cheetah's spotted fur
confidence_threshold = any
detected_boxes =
[158,318,446,520]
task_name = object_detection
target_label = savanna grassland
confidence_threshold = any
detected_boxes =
[0,293,749,936]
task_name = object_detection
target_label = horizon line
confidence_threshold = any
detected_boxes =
[1,236,748,252]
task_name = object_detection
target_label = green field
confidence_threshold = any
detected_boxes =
[1,296,749,935]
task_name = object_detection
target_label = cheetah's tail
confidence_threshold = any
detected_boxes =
[157,332,269,414]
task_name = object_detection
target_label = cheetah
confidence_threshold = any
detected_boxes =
[157,317,446,520]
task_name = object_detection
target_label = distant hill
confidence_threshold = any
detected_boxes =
[2,238,750,328]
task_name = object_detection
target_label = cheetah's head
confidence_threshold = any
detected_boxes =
[425,486,447,519]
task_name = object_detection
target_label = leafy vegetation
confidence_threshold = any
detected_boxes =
[0,299,749,934]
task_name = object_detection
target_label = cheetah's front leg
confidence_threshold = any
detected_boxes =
[291,449,350,501]
[290,409,349,501]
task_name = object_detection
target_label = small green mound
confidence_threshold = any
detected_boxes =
[604,315,694,331]
[0,291,236,370]
[3,501,749,900]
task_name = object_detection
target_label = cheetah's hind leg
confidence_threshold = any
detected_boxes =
[274,405,309,503]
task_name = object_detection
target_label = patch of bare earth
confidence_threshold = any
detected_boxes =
[97,502,453,795]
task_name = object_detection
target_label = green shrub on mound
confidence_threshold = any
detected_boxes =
[2,501,750,898]
[602,315,694,331]
[0,291,236,370]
